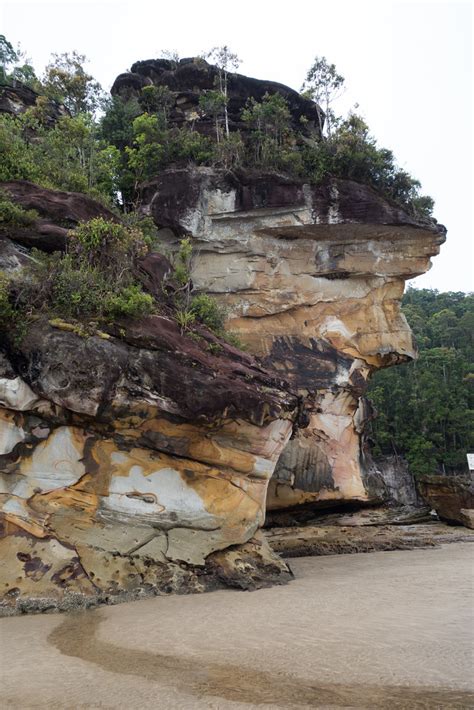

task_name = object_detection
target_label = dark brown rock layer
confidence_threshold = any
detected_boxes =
[112,57,323,139]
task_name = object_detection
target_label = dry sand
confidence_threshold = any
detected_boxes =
[1,543,473,709]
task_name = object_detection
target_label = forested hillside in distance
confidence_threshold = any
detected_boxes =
[369,289,474,476]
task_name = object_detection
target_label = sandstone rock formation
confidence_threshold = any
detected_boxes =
[145,167,446,511]
[0,180,118,252]
[0,164,446,612]
[111,57,323,139]
[417,475,474,528]
[0,182,296,613]
[0,36,455,618]
[0,82,68,124]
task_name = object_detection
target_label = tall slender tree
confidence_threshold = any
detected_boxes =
[302,56,345,136]
[206,46,240,138]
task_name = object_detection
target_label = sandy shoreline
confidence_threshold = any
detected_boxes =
[1,543,473,709]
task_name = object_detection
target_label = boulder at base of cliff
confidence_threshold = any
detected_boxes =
[417,475,474,527]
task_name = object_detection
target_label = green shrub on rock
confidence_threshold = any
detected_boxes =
[0,195,38,229]
[9,218,154,323]
[104,284,154,319]
[189,293,227,333]
[0,273,15,325]
[69,217,147,272]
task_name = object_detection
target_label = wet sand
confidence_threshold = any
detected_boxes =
[1,543,473,709]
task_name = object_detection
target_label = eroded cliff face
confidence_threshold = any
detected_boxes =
[145,168,446,510]
[0,168,445,612]
[0,183,296,613]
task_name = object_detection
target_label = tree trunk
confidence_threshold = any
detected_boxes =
[224,70,229,139]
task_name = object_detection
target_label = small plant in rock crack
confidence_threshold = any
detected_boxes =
[189,293,227,334]
[207,341,223,355]
[175,308,196,333]
[173,237,193,288]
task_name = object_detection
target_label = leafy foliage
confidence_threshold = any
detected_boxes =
[0,35,18,80]
[169,239,228,335]
[315,113,434,217]
[0,35,39,88]
[42,51,104,116]
[204,45,240,139]
[0,38,441,337]
[0,110,120,201]
[69,217,147,274]
[369,289,474,475]
[8,218,154,322]
[199,89,226,143]
[175,308,196,332]
[173,237,193,286]
[125,112,214,192]
[241,92,301,173]
[189,293,227,333]
[0,35,434,215]
[139,85,174,121]
[0,273,16,326]
[0,194,37,228]
[301,55,344,136]
[104,284,154,319]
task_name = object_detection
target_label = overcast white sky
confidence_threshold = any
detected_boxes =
[1,0,472,292]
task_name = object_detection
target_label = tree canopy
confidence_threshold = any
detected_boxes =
[369,289,474,476]
[0,37,435,216]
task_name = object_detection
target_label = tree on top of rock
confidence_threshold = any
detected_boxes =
[302,56,345,136]
[0,35,18,82]
[205,46,241,139]
[0,34,39,89]
[241,92,293,166]
[43,52,104,116]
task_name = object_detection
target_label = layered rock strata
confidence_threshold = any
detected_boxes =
[0,169,446,611]
[0,183,296,612]
[145,167,446,511]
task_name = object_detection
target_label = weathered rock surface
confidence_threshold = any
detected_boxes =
[417,474,474,527]
[0,82,68,124]
[459,509,474,529]
[146,167,445,511]
[112,57,323,139]
[372,455,422,507]
[0,182,299,612]
[265,503,432,529]
[265,520,474,558]
[0,313,297,612]
[0,161,446,611]
[0,180,118,252]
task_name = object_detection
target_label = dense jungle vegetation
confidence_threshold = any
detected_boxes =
[369,289,474,476]
[0,36,434,216]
